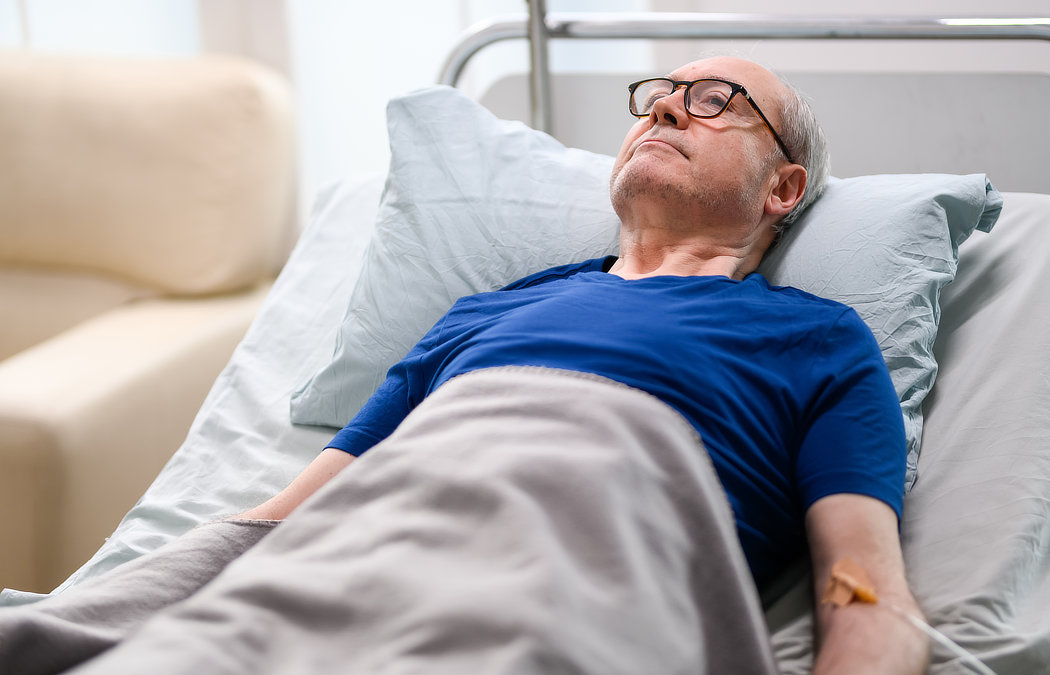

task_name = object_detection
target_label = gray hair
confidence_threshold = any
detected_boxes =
[773,77,830,228]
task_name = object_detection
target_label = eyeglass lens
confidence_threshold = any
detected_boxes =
[630,79,737,118]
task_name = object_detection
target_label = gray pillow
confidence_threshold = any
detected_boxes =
[290,85,1002,490]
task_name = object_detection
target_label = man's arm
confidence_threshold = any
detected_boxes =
[806,493,929,674]
[234,448,355,521]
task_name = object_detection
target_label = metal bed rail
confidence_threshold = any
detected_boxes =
[438,11,1050,133]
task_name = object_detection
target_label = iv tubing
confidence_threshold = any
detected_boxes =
[885,602,997,675]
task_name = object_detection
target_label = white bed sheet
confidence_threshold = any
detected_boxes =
[906,192,1050,672]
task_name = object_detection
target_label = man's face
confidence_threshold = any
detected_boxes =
[609,57,789,230]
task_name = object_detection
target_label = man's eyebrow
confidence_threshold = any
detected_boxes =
[667,73,745,87]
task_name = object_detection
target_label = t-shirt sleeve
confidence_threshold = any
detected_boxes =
[794,309,907,518]
[324,363,415,456]
[324,321,441,456]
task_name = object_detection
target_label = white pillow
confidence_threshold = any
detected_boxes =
[290,85,1002,490]
[289,87,620,426]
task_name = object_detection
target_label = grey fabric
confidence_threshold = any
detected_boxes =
[10,367,779,674]
[0,519,276,674]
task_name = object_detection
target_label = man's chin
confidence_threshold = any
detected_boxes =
[612,169,693,210]
[611,169,746,228]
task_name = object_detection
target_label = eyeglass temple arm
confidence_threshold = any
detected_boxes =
[742,93,796,164]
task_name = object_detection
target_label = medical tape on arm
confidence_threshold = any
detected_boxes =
[822,558,998,675]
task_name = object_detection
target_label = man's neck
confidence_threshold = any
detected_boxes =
[609,195,776,281]
[608,248,749,280]
[610,226,767,281]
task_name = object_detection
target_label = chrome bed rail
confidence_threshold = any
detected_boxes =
[438,10,1050,133]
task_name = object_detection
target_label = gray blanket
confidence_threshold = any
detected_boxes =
[0,367,778,674]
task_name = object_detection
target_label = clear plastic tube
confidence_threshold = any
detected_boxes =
[884,602,997,675]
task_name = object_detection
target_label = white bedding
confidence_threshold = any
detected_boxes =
[4,177,1049,674]
[905,192,1050,672]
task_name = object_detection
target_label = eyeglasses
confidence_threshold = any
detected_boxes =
[627,77,795,164]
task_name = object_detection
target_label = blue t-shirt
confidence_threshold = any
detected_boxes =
[328,257,906,587]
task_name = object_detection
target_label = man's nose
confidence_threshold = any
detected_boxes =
[650,89,690,130]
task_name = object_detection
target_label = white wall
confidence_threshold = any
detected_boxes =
[285,1,464,204]
[287,0,650,211]
[0,0,199,54]
[0,0,24,47]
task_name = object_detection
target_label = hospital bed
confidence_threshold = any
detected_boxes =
[3,11,1049,675]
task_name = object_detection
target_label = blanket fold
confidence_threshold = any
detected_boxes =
[0,519,276,674]
[4,367,778,674]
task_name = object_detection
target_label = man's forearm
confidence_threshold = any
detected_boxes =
[813,591,929,675]
[234,448,356,521]
[806,494,929,675]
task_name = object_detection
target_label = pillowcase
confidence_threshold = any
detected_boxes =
[290,85,1002,490]
[289,87,620,425]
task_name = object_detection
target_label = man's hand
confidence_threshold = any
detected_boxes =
[807,493,929,674]
[234,448,355,521]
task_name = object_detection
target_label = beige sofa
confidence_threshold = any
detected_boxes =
[0,51,297,593]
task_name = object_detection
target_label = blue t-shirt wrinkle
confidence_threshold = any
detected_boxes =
[327,257,906,588]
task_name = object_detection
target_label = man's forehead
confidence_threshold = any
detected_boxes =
[667,68,738,83]
[670,57,777,89]
[668,62,731,80]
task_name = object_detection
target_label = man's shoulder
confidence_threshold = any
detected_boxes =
[745,273,853,313]
[500,256,614,291]
[743,273,878,345]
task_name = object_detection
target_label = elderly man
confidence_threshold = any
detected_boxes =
[2,57,927,674]
[239,56,927,673]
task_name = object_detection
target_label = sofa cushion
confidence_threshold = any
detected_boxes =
[0,53,297,294]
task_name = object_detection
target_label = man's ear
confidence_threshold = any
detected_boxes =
[765,164,807,218]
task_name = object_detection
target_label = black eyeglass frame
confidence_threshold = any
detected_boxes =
[627,77,796,165]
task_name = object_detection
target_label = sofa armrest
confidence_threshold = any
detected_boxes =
[0,284,271,593]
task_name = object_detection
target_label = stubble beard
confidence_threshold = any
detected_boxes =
[610,161,745,228]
